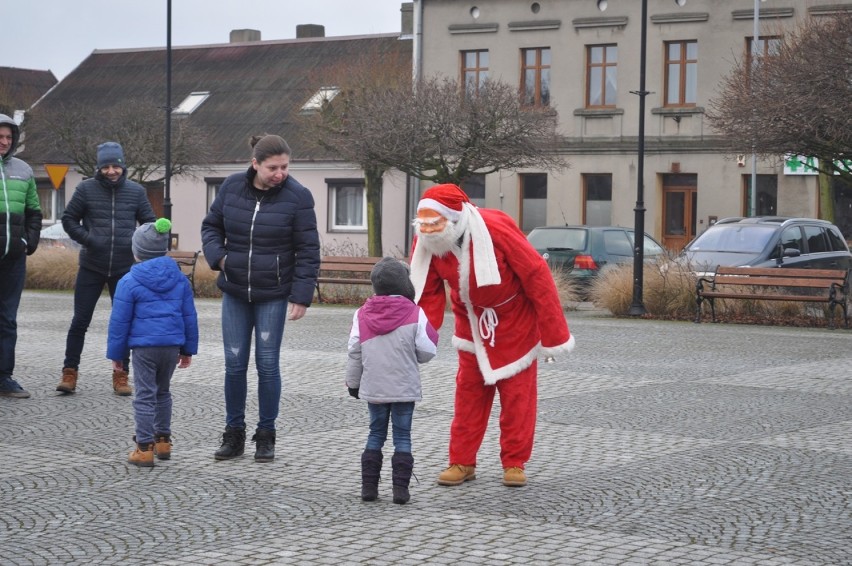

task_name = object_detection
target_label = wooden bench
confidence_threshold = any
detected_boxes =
[315,256,383,303]
[695,266,850,329]
[167,250,200,296]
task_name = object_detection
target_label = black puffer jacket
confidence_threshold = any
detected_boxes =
[61,170,156,277]
[201,167,320,305]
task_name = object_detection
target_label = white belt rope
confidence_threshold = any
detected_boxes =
[476,294,517,347]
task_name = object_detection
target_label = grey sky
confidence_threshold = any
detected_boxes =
[3,0,406,81]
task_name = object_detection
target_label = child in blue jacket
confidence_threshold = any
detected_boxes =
[346,257,438,504]
[107,218,199,467]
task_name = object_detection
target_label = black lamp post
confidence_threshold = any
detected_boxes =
[164,0,173,226]
[597,0,685,316]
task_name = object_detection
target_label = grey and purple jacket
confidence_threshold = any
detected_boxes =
[0,113,41,260]
[346,295,438,403]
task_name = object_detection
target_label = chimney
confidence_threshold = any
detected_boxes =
[296,24,325,39]
[401,2,413,36]
[230,29,261,43]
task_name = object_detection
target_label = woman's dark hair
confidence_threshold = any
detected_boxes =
[249,134,291,163]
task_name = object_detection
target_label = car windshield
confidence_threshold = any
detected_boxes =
[687,224,776,253]
[527,228,587,250]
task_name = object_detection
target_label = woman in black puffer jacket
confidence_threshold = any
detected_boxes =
[201,134,320,463]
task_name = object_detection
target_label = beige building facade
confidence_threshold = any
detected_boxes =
[414,0,852,249]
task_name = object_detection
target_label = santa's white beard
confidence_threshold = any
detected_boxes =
[416,220,460,257]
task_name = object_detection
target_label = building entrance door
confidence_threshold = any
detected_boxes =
[662,174,697,251]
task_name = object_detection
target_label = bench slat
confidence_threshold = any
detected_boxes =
[712,276,844,288]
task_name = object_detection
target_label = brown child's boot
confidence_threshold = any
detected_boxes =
[128,440,154,467]
[154,433,172,461]
[112,369,132,396]
[56,368,78,393]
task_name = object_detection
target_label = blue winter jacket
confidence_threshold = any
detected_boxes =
[106,256,199,361]
[201,167,320,305]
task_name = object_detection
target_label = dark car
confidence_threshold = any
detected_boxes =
[681,216,852,274]
[526,225,667,289]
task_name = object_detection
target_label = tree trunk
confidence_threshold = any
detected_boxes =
[818,169,834,222]
[365,165,384,257]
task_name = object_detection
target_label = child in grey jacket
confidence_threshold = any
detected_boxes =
[346,257,438,504]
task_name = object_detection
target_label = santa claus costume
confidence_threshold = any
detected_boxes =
[410,184,574,487]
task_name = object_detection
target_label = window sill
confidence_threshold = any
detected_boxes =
[651,106,705,117]
[329,228,368,234]
[573,108,624,117]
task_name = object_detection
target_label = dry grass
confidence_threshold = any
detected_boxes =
[548,264,584,311]
[587,260,843,327]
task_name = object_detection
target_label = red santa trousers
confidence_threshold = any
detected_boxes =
[449,351,538,469]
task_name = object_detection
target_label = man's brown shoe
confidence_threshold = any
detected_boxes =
[503,467,527,487]
[56,368,78,393]
[154,434,172,461]
[437,464,476,486]
[128,442,154,467]
[112,370,132,396]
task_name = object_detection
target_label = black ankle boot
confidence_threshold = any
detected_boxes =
[214,426,246,460]
[392,452,414,504]
[361,449,383,501]
[252,429,276,462]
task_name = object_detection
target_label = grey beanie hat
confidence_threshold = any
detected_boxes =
[96,141,125,169]
[132,218,172,261]
[370,257,415,301]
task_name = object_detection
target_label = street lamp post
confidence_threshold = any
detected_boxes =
[164,0,173,227]
[597,0,685,316]
[749,0,766,217]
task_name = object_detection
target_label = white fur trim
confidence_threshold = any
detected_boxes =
[418,198,461,221]
[465,204,501,288]
[410,238,431,304]
[540,334,576,357]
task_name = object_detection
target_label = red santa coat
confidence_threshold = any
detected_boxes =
[414,208,574,385]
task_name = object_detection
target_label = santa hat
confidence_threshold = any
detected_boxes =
[417,184,469,222]
[411,184,501,301]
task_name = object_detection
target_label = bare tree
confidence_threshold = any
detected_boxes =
[300,45,412,256]
[364,76,567,185]
[304,71,567,254]
[26,98,210,183]
[707,13,852,193]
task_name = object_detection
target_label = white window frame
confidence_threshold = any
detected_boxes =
[328,180,367,231]
[173,91,210,115]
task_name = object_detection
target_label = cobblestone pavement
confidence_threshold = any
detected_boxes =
[1,291,851,565]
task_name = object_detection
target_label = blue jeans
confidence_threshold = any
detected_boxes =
[0,254,26,380]
[64,267,128,370]
[366,402,415,453]
[221,292,287,431]
[131,346,179,444]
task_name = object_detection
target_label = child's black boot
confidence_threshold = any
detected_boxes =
[391,452,414,504]
[361,449,383,501]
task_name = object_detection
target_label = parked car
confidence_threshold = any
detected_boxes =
[526,225,667,290]
[680,216,852,274]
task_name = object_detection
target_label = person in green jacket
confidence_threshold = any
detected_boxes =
[0,113,42,399]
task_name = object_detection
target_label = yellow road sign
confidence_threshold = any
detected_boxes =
[45,164,69,190]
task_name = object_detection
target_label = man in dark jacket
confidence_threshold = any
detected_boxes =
[0,113,42,399]
[56,141,156,396]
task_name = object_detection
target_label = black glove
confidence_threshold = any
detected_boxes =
[348,387,360,399]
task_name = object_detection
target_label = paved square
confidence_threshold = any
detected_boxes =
[1,291,850,565]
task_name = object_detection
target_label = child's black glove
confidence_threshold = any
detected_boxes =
[348,387,360,399]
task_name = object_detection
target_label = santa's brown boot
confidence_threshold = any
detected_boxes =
[56,368,78,393]
[437,464,476,486]
[112,369,132,396]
